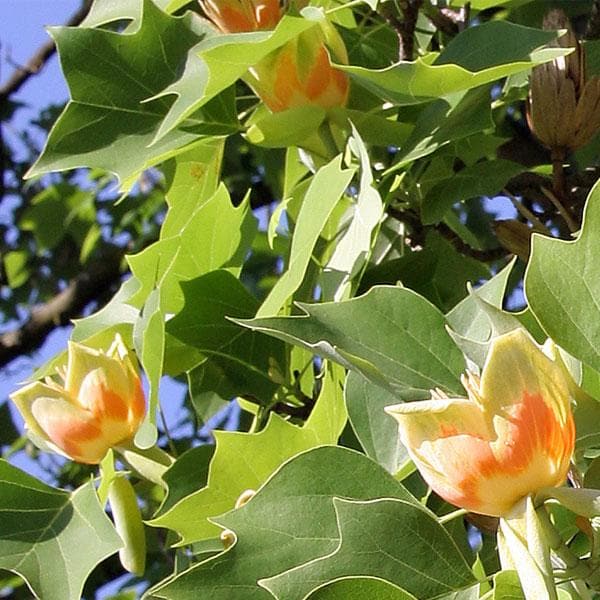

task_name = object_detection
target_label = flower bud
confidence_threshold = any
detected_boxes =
[198,0,281,32]
[386,329,575,517]
[246,24,349,112]
[527,10,600,153]
[108,476,146,576]
[199,0,349,112]
[10,334,146,464]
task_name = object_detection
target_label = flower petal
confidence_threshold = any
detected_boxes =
[10,381,66,440]
[30,396,107,464]
[479,329,571,423]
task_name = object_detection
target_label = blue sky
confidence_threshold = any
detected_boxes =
[1,0,84,469]
[0,0,193,478]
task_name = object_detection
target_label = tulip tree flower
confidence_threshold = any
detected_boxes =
[386,329,580,599]
[386,329,575,517]
[199,0,349,112]
[247,25,349,112]
[199,0,281,33]
[10,334,146,464]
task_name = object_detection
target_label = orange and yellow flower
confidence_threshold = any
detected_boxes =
[247,25,349,112]
[199,0,349,112]
[386,329,575,517]
[10,334,146,464]
[199,0,281,33]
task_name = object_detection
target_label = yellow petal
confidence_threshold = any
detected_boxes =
[480,329,571,424]
[31,396,107,464]
[10,381,66,440]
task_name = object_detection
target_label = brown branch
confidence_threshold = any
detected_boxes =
[387,206,508,262]
[0,0,92,103]
[379,0,424,61]
[0,247,124,369]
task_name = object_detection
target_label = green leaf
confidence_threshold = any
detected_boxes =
[163,270,286,413]
[127,184,256,312]
[525,180,600,373]
[322,125,384,301]
[305,577,416,599]
[157,445,215,516]
[422,160,524,224]
[257,155,356,317]
[241,286,465,399]
[149,446,417,599]
[0,461,121,600]
[345,371,409,474]
[161,139,225,238]
[133,288,164,446]
[491,571,524,599]
[446,258,515,341]
[342,21,567,105]
[149,363,347,543]
[27,0,232,190]
[245,106,326,148]
[389,86,493,170]
[152,15,317,142]
[20,184,95,250]
[80,0,172,28]
[71,277,140,342]
[3,251,29,288]
[262,497,476,600]
[362,232,490,313]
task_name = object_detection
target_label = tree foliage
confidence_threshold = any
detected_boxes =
[1,0,600,598]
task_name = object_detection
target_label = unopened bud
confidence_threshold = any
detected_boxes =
[527,10,600,153]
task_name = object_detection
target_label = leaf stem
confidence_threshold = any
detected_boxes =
[439,508,467,524]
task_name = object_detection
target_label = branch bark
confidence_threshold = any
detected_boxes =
[0,248,124,369]
[0,0,92,102]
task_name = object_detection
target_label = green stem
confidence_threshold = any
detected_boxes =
[536,505,594,580]
[439,508,467,524]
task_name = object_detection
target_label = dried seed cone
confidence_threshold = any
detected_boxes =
[527,10,600,153]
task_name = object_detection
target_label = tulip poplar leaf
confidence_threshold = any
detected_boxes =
[262,497,476,600]
[341,21,569,106]
[163,270,286,413]
[0,461,121,600]
[362,232,490,313]
[257,155,356,317]
[345,371,409,474]
[241,286,465,398]
[526,180,600,374]
[322,125,384,301]
[148,364,347,543]
[161,139,225,237]
[305,577,415,599]
[148,446,418,599]
[27,0,237,190]
[152,16,318,142]
[446,258,515,343]
[389,86,493,170]
[422,160,525,224]
[127,184,256,313]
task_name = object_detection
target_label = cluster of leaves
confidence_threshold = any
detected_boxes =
[2,0,600,598]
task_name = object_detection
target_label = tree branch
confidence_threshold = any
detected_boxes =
[0,0,92,102]
[387,206,508,262]
[0,247,124,369]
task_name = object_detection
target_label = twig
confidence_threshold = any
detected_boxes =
[0,246,124,369]
[387,206,507,262]
[551,147,567,202]
[0,0,92,102]
[503,188,553,235]
[540,186,579,233]
[378,0,424,61]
